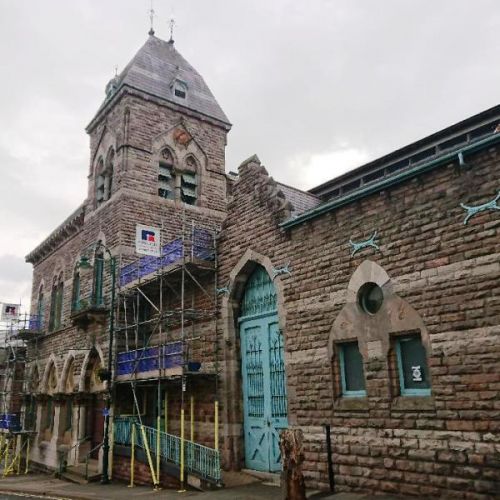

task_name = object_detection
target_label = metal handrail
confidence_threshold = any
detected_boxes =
[57,435,90,475]
[85,441,103,480]
[114,419,221,483]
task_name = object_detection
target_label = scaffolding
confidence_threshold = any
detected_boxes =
[113,217,221,488]
[0,311,41,475]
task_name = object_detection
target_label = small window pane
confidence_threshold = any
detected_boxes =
[397,336,430,393]
[340,342,365,396]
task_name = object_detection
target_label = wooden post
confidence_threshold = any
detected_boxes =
[280,429,306,500]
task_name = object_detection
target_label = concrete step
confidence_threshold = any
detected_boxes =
[241,468,280,487]
[60,460,100,484]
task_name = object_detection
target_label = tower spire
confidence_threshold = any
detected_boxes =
[148,0,155,36]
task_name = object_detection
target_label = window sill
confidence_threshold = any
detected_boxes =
[334,397,369,411]
[391,395,435,411]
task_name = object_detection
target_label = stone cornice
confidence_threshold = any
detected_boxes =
[25,204,86,264]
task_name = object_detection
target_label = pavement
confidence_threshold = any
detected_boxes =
[0,474,414,500]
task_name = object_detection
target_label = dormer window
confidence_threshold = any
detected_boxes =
[173,79,187,99]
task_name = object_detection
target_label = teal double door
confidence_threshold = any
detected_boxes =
[240,313,288,472]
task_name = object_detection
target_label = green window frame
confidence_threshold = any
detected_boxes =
[338,341,366,397]
[36,290,44,330]
[72,270,80,311]
[395,334,431,396]
[93,253,104,306]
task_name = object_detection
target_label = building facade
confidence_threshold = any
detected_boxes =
[20,31,500,498]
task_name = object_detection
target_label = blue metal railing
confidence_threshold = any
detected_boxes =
[114,418,221,484]
[119,228,215,287]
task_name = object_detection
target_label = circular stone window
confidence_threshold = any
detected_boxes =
[357,282,384,315]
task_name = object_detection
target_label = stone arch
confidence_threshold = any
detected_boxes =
[60,353,77,394]
[151,123,208,175]
[28,363,41,394]
[78,347,105,393]
[91,130,116,177]
[222,249,290,472]
[222,249,287,343]
[41,355,59,395]
[328,260,430,361]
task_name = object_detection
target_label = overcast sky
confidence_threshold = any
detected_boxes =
[1,0,500,312]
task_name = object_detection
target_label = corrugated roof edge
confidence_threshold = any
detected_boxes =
[309,103,500,196]
[280,132,500,230]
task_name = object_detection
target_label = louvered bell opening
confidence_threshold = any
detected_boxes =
[181,185,196,198]
[159,165,172,181]
[181,173,197,186]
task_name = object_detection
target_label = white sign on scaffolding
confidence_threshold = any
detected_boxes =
[135,224,161,257]
[1,303,20,321]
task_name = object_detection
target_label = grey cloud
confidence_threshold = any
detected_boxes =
[1,0,500,304]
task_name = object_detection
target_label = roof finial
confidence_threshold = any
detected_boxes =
[148,0,155,36]
[168,16,176,44]
[114,65,118,77]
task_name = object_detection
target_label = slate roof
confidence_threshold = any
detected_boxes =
[276,182,321,217]
[96,35,230,127]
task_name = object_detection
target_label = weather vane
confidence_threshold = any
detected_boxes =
[169,16,176,43]
[148,0,156,36]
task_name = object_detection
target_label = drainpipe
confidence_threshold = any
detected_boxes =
[324,424,334,493]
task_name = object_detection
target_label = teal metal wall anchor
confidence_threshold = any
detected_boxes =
[271,263,291,280]
[458,151,467,168]
[216,283,231,295]
[460,191,500,225]
[349,231,380,257]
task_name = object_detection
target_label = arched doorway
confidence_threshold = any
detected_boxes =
[239,265,288,472]
[83,351,105,459]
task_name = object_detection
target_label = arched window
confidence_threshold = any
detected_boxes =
[96,148,114,206]
[96,157,105,205]
[158,148,175,200]
[93,250,104,306]
[49,274,64,331]
[36,286,44,331]
[71,266,81,312]
[105,147,114,198]
[181,156,198,205]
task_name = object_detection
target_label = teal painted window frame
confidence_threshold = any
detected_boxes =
[338,342,366,398]
[395,335,431,397]
[72,271,80,311]
[93,254,104,306]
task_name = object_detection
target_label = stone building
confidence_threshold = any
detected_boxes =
[21,29,500,498]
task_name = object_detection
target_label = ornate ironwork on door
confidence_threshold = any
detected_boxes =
[239,266,288,472]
